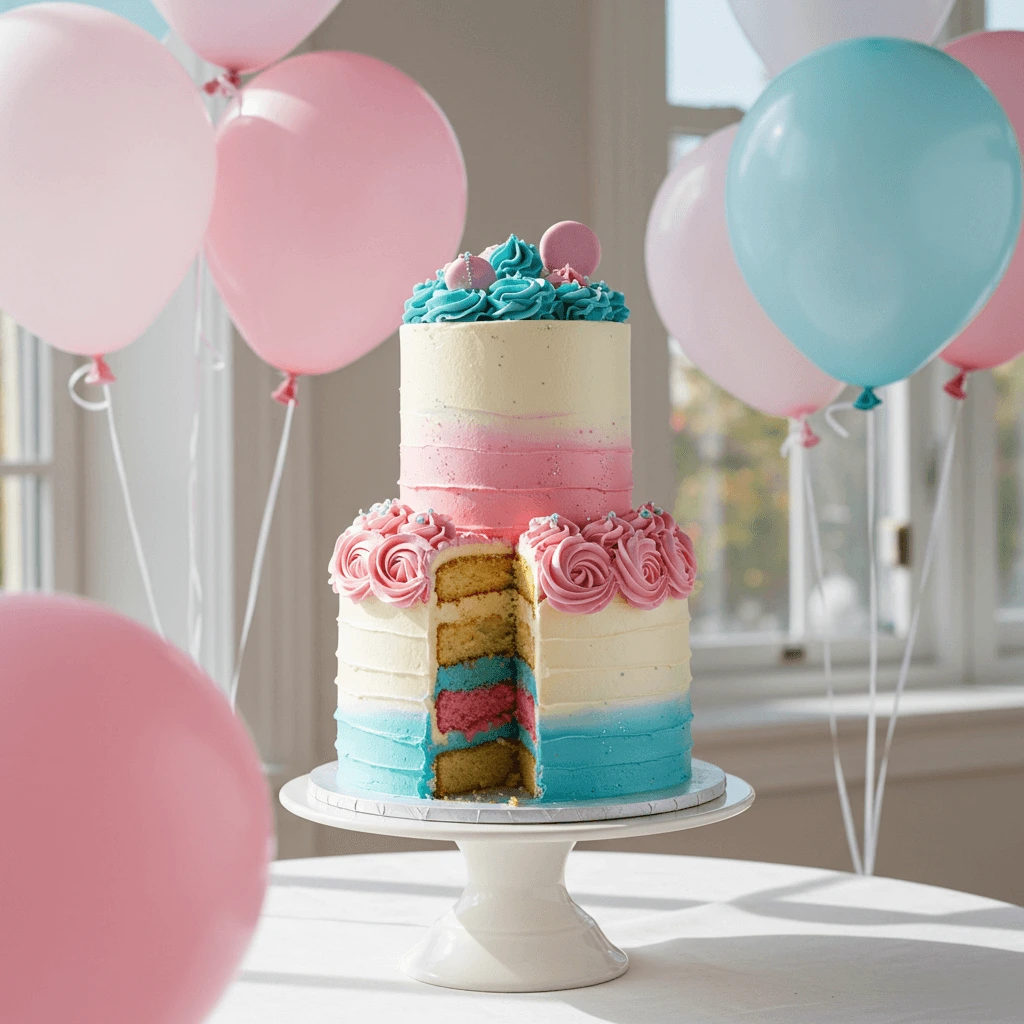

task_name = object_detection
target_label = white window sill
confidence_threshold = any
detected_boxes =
[692,685,1024,795]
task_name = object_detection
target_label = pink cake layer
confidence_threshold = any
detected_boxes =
[400,432,633,540]
[435,684,538,743]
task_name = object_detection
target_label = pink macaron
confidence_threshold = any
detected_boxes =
[540,221,601,278]
[443,253,497,291]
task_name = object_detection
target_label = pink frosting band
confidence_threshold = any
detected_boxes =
[400,423,633,542]
[400,483,633,541]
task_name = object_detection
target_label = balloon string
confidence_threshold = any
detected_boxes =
[863,406,879,873]
[867,396,963,875]
[803,443,863,875]
[68,365,164,639]
[230,395,297,710]
[824,400,855,439]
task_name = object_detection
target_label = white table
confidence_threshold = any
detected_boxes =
[210,852,1024,1022]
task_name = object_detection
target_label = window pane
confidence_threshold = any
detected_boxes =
[808,405,896,638]
[666,0,767,110]
[994,363,1024,611]
[670,342,790,639]
[0,312,47,462]
[0,474,45,591]
[986,0,1024,29]
[671,337,898,643]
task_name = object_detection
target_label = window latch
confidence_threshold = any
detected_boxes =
[879,518,912,569]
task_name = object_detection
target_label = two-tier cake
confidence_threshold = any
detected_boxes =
[328,222,696,803]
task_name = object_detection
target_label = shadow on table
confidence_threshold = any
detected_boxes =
[715,875,1024,933]
[563,934,1024,1024]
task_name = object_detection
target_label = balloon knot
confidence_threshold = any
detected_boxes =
[853,386,881,411]
[943,369,968,401]
[203,69,242,96]
[84,355,115,386]
[800,419,820,449]
[272,372,298,406]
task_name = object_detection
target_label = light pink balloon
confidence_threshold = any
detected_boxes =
[645,125,844,420]
[0,4,215,358]
[154,0,340,74]
[206,51,467,377]
[729,0,955,77]
[0,592,272,1024]
[941,31,1024,374]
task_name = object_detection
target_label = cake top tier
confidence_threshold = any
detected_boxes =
[403,221,630,325]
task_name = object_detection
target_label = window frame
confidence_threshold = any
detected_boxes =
[0,322,81,595]
[590,0,997,701]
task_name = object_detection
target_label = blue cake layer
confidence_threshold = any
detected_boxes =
[435,655,514,693]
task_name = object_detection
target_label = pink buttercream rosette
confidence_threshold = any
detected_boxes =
[522,507,697,612]
[329,501,488,605]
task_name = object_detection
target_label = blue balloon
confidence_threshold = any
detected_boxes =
[0,0,166,39]
[726,38,1022,405]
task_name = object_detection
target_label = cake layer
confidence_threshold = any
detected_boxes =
[399,321,632,539]
[434,739,533,797]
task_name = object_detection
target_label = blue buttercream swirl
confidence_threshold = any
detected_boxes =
[487,274,556,320]
[403,278,447,323]
[488,234,544,279]
[552,281,613,321]
[594,281,629,322]
[422,287,491,323]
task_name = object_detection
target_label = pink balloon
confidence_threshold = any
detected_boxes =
[206,51,467,378]
[645,126,844,420]
[153,0,340,74]
[0,4,215,358]
[0,593,272,1024]
[941,31,1024,374]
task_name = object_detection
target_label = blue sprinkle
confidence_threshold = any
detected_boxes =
[416,515,426,524]
[640,509,652,519]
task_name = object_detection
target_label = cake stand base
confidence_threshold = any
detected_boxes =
[402,838,626,991]
[280,764,754,993]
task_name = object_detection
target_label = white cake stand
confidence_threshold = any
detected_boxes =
[280,760,754,994]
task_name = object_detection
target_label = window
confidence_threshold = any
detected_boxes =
[664,2,910,662]
[0,313,54,592]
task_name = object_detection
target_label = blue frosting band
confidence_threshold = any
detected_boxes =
[422,287,491,323]
[403,278,447,324]
[488,234,544,279]
[334,683,692,802]
[488,274,556,320]
[552,281,613,321]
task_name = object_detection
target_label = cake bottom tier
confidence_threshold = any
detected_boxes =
[334,688,693,803]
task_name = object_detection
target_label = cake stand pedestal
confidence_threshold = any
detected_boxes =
[280,762,753,994]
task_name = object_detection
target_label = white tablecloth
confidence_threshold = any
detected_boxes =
[210,851,1024,1023]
